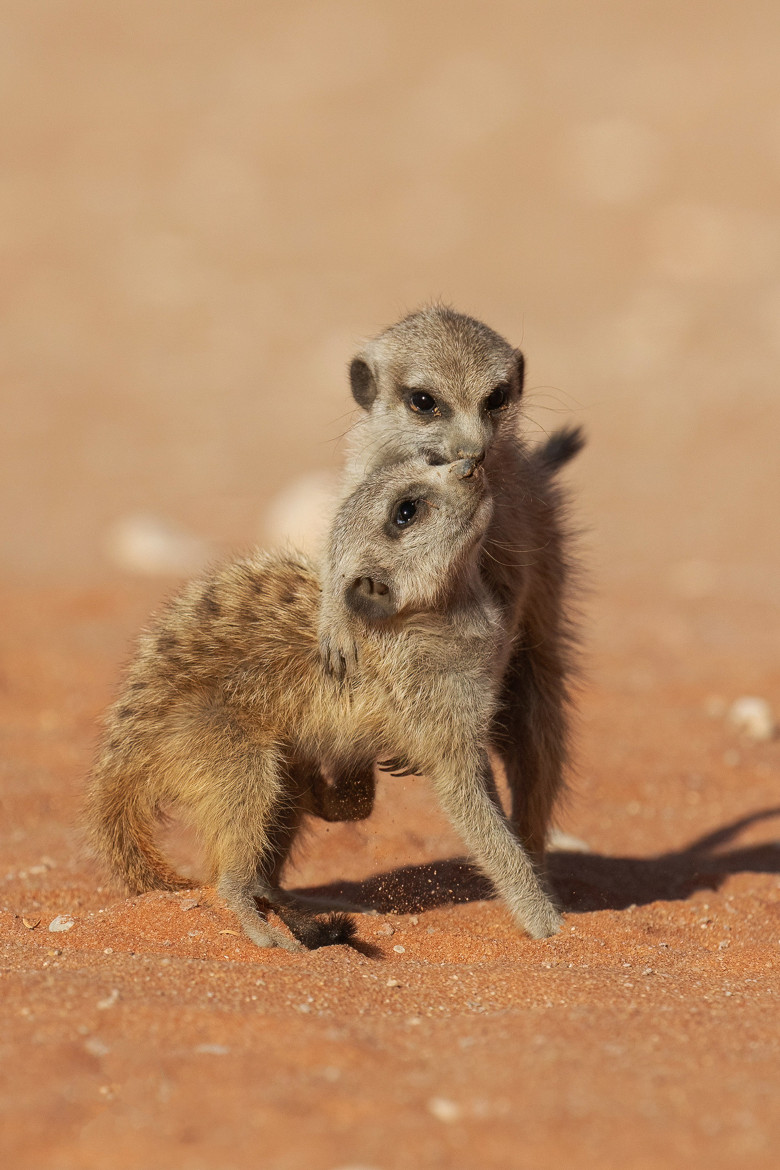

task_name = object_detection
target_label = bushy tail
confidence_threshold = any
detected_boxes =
[85,771,189,894]
[534,425,585,474]
[274,905,356,949]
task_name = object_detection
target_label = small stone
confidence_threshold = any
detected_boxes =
[96,989,119,1010]
[392,944,405,954]
[298,1003,311,1013]
[375,922,394,936]
[386,978,402,988]
[84,1037,111,1057]
[718,940,730,950]
[547,828,591,853]
[428,1097,461,1123]
[642,967,654,975]
[727,697,776,743]
[48,915,74,933]
[409,916,419,926]
[105,514,209,577]
[103,947,113,954]
[180,898,199,911]
[22,918,40,930]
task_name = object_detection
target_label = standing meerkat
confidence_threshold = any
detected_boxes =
[319,305,583,867]
[85,455,562,951]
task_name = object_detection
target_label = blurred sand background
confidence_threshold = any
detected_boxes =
[2,4,780,1169]
[3,0,779,605]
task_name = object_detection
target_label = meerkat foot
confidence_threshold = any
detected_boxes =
[219,874,305,952]
[518,899,563,939]
[241,916,306,952]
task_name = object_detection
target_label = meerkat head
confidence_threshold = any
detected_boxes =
[348,305,524,471]
[330,456,493,623]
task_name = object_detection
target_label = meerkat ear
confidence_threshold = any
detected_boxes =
[344,575,398,621]
[514,350,525,397]
[349,357,378,410]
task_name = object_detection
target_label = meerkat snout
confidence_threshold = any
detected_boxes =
[452,454,484,479]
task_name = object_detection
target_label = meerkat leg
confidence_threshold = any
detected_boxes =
[430,748,562,939]
[218,872,305,952]
[495,637,569,871]
[202,746,308,951]
[249,769,369,918]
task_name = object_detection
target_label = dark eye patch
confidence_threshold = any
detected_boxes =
[485,384,509,412]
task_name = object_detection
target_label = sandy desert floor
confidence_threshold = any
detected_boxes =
[1,573,778,1170]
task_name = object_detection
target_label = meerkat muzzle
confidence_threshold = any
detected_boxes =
[452,455,484,479]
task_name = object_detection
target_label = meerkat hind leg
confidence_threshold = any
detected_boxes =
[260,765,373,916]
[497,638,569,881]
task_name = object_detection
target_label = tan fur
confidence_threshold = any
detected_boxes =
[85,457,562,950]
[318,305,582,867]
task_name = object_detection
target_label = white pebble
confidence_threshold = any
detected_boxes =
[48,915,74,933]
[727,697,776,743]
[428,1097,461,1123]
[84,1037,111,1057]
[392,944,405,953]
[105,514,210,577]
[547,828,591,853]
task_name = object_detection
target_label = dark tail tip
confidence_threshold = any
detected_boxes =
[315,911,358,947]
[535,425,585,473]
[276,906,357,949]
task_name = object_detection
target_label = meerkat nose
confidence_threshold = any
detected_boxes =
[452,455,484,479]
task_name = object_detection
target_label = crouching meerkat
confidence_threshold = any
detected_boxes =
[85,455,563,951]
[319,305,583,870]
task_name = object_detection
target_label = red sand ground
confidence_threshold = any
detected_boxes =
[1,583,778,1170]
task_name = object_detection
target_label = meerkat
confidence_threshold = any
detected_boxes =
[318,305,583,868]
[85,455,562,951]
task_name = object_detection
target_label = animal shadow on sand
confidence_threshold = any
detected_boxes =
[292,808,780,916]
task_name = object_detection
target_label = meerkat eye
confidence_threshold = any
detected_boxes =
[485,384,509,412]
[409,390,437,414]
[393,499,418,527]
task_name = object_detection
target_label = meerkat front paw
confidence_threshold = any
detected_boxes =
[320,631,361,680]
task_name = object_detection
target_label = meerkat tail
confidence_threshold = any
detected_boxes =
[85,776,189,894]
[273,905,357,949]
[535,425,585,473]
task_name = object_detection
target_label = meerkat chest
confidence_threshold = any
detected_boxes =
[353,631,497,750]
